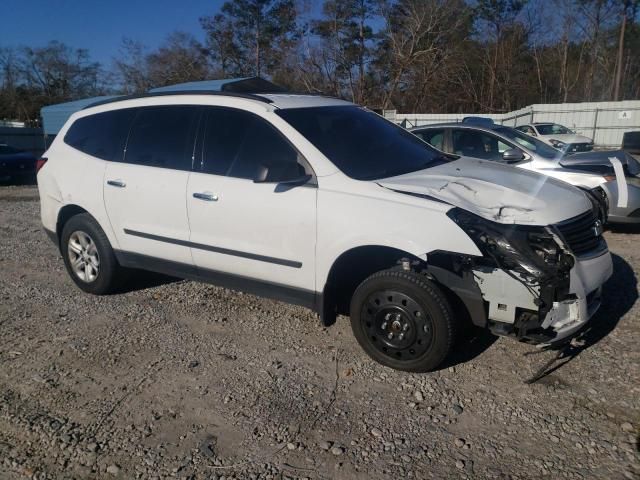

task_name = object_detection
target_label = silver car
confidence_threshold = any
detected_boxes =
[516,123,594,153]
[410,123,640,224]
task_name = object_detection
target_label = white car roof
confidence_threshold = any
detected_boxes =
[260,93,353,109]
[80,92,353,115]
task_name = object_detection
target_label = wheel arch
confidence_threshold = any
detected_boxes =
[56,204,91,243]
[318,246,486,330]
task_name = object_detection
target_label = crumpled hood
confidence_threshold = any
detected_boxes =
[544,134,592,144]
[378,157,591,225]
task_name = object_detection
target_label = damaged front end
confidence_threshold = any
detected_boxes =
[445,206,607,344]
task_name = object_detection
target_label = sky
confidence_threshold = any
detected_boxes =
[1,0,229,65]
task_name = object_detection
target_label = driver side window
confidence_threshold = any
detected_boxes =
[200,107,307,182]
[452,130,516,162]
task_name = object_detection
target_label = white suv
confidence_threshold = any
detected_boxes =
[37,91,613,372]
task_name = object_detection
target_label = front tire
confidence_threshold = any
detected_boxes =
[60,213,122,294]
[350,269,456,372]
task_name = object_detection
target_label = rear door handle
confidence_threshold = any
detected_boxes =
[107,179,126,188]
[193,192,218,202]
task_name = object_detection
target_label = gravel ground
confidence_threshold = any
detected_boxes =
[0,185,638,480]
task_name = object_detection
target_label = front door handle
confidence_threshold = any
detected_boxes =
[107,179,126,188]
[193,192,219,202]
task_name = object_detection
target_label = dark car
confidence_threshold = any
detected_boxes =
[0,144,37,183]
[623,131,640,156]
[461,116,494,126]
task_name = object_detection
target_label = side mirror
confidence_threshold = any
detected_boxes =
[253,164,270,183]
[253,163,312,185]
[502,148,525,163]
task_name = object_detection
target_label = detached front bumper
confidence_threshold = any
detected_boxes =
[477,250,613,344]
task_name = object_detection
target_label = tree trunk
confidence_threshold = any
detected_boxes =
[561,35,569,102]
[613,5,627,101]
[358,1,365,104]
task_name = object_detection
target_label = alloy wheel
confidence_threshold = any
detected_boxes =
[67,231,100,283]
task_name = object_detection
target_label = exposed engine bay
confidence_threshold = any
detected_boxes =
[424,203,608,344]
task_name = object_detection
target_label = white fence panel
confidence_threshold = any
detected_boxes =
[387,100,640,149]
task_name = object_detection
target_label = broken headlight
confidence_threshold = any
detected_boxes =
[447,208,573,280]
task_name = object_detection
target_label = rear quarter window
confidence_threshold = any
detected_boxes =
[415,129,445,150]
[123,105,200,170]
[64,109,137,161]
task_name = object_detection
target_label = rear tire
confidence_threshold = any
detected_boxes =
[60,213,122,294]
[350,269,456,372]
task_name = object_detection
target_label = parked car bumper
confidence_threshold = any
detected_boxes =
[0,161,36,180]
[602,180,640,224]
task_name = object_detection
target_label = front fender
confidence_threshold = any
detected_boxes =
[315,189,480,289]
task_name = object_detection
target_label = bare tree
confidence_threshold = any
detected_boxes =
[377,0,470,110]
[113,38,152,94]
[113,33,210,94]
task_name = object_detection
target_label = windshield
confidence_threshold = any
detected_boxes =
[536,123,573,135]
[493,127,561,159]
[276,106,446,180]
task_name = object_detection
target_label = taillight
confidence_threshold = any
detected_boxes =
[36,157,48,173]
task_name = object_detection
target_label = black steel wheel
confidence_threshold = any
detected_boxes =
[350,269,456,372]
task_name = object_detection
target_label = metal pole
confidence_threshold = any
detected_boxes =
[592,108,599,144]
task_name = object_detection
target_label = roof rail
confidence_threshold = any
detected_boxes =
[83,90,274,110]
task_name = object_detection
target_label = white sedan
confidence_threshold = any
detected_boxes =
[516,123,594,153]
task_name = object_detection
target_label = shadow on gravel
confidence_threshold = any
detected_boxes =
[439,328,498,370]
[115,270,182,294]
[525,253,638,383]
[607,223,640,234]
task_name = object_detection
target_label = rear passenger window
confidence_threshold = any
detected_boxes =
[452,130,512,161]
[199,108,249,176]
[200,107,302,181]
[124,106,199,170]
[64,109,136,161]
[416,129,445,151]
